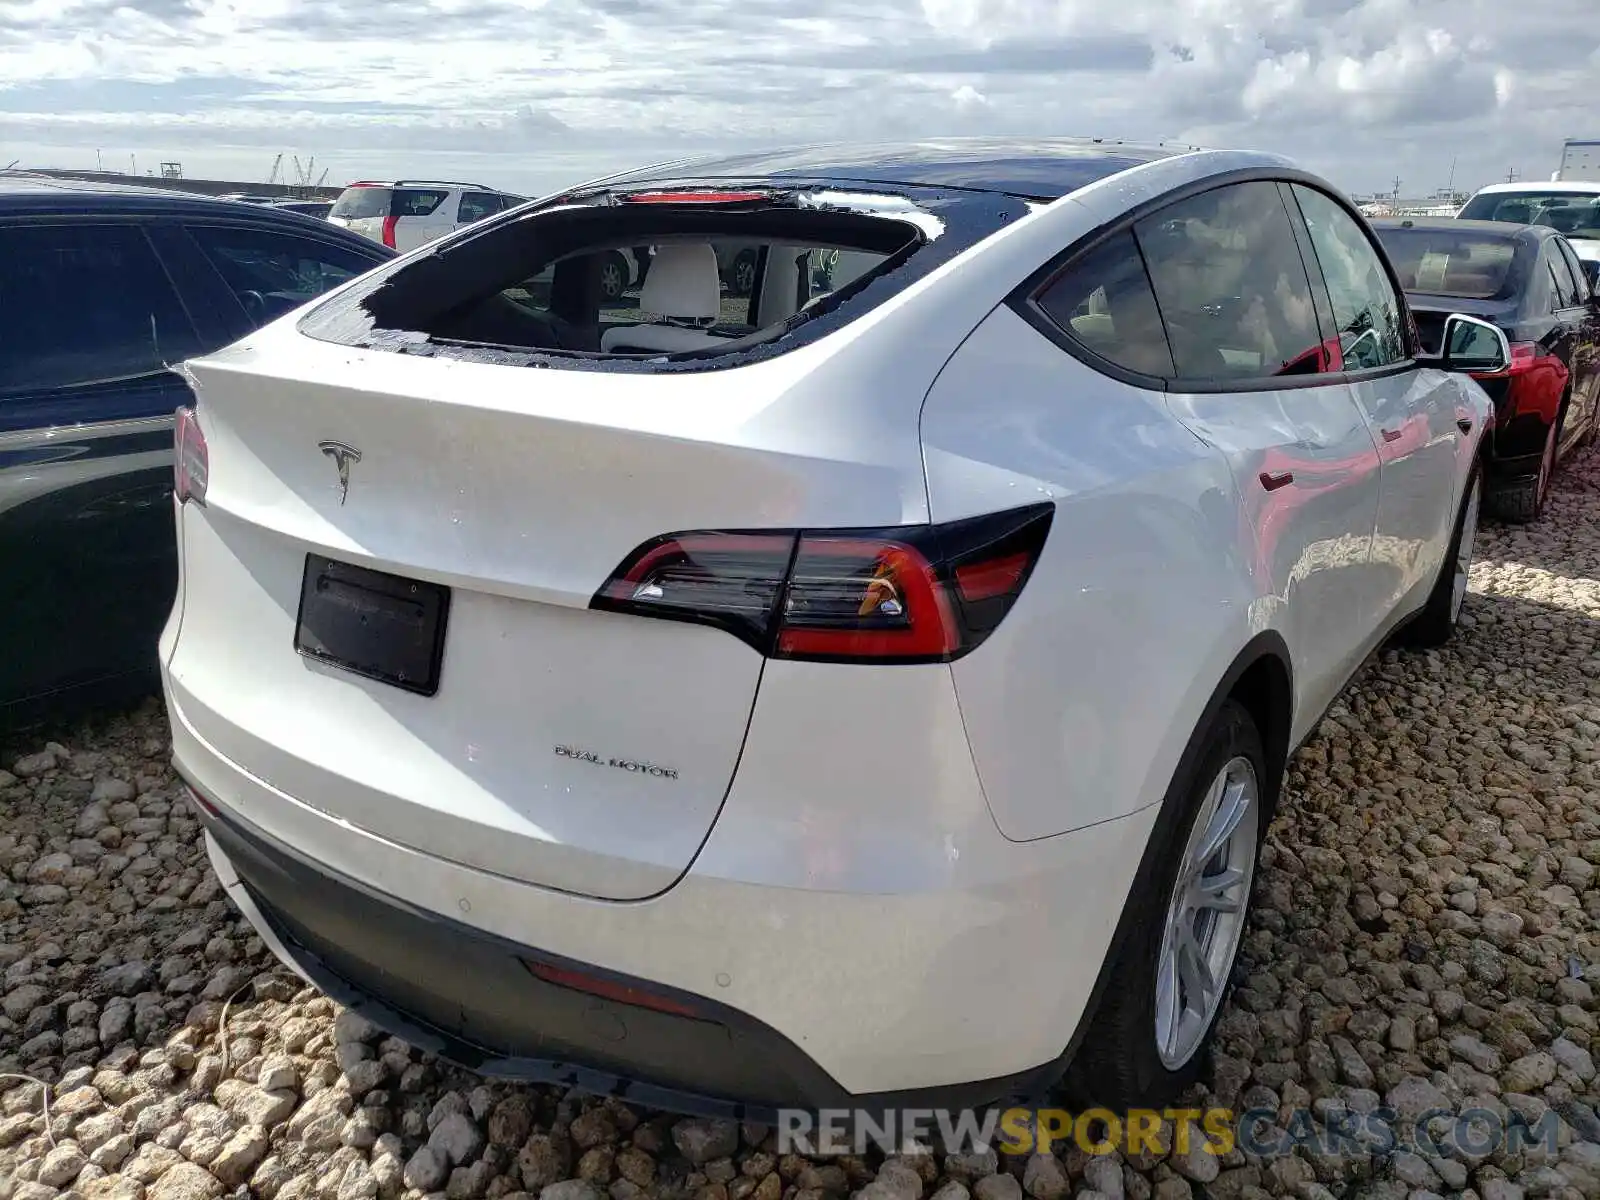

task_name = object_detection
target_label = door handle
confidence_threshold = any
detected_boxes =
[1259,471,1294,492]
[1457,417,1473,435]
[1381,427,1404,443]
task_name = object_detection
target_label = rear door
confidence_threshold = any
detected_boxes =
[395,187,455,250]
[1550,238,1599,452]
[1135,180,1387,725]
[1289,184,1463,612]
[1557,237,1600,443]
[0,219,203,710]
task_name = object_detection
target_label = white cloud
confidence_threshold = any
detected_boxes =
[951,83,989,109]
[0,0,1591,197]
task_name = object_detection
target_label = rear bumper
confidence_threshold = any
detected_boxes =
[197,793,1046,1118]
[166,680,1159,1108]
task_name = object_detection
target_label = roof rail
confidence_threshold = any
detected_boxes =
[391,179,494,190]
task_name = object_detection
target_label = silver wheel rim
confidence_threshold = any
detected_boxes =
[1155,755,1259,1070]
[735,259,754,292]
[601,262,623,295]
[1450,476,1480,622]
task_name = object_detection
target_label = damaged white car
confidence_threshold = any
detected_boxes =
[162,139,1498,1117]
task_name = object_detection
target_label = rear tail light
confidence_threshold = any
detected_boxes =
[380,215,399,249]
[592,503,1053,663]
[174,405,208,505]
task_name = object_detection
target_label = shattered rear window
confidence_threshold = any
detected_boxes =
[297,183,1031,373]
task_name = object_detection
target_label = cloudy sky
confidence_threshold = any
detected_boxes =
[1,0,1594,200]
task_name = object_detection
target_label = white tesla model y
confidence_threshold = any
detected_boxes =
[161,139,1505,1114]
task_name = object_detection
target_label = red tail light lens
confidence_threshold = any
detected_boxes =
[380,215,399,249]
[174,405,208,505]
[522,960,705,1019]
[776,538,958,659]
[592,503,1053,663]
[594,532,796,647]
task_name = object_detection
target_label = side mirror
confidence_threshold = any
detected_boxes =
[1441,314,1511,375]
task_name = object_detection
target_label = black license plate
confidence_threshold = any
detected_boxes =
[294,554,450,696]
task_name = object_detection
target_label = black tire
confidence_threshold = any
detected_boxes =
[1067,699,1266,1108]
[1402,462,1481,649]
[598,252,629,302]
[728,249,757,298]
[1487,410,1559,524]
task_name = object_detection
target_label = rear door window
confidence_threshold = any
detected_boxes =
[458,192,504,224]
[187,224,382,326]
[1547,244,1583,310]
[0,223,201,394]
[1290,185,1408,371]
[393,189,449,218]
[1135,181,1328,381]
[1033,231,1175,379]
[1559,239,1594,299]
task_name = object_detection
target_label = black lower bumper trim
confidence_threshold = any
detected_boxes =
[190,784,1061,1121]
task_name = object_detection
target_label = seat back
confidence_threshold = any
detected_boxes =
[601,244,726,353]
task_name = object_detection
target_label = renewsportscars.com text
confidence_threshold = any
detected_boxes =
[775,1106,1563,1160]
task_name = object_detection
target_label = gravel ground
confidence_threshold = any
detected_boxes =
[4,447,1600,1200]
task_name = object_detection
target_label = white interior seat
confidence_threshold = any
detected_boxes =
[601,244,728,353]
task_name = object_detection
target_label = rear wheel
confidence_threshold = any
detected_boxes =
[1490,413,1559,523]
[598,252,629,302]
[728,249,758,297]
[1068,699,1264,1107]
[1402,463,1481,648]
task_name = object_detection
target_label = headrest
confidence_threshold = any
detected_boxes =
[640,244,721,322]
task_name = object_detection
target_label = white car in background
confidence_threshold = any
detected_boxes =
[327,179,525,252]
[1457,180,1600,263]
[163,140,1503,1114]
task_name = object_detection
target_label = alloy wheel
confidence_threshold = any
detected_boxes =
[1154,755,1259,1070]
[1451,475,1481,623]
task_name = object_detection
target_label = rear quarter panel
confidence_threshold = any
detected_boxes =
[909,149,1305,843]
[921,304,1260,843]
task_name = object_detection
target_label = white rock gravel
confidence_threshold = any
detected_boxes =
[3,447,1600,1200]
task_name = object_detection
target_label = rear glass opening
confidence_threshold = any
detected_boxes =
[298,186,1029,372]
[1373,226,1521,299]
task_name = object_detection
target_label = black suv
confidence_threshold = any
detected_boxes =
[0,175,393,729]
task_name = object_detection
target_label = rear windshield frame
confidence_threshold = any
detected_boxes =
[297,182,1033,374]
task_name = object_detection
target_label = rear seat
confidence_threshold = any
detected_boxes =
[600,245,730,353]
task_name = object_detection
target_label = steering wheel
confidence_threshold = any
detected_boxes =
[238,290,267,324]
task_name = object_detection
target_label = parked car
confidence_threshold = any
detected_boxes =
[1373,217,1600,521]
[0,175,394,729]
[327,180,526,252]
[163,140,1503,1114]
[1456,181,1600,264]
[275,199,333,221]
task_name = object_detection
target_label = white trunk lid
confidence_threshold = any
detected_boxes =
[167,333,923,900]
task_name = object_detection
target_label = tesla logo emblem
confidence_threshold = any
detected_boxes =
[318,440,362,505]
